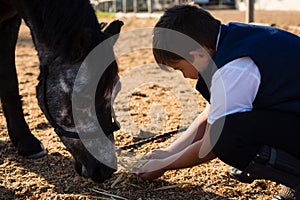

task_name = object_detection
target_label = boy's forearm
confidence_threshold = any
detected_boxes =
[164,104,210,154]
[163,140,216,171]
[135,119,215,180]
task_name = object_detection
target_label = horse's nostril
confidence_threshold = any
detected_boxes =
[74,158,116,183]
[74,160,89,178]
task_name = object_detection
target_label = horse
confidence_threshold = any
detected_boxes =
[0,0,123,183]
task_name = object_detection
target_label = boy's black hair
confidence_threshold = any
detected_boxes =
[153,4,221,66]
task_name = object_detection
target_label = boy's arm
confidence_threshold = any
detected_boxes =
[168,124,216,169]
[163,104,210,154]
[135,123,216,180]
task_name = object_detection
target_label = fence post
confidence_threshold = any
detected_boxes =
[113,0,117,12]
[246,0,254,23]
[133,0,138,12]
[147,0,152,13]
[122,0,127,13]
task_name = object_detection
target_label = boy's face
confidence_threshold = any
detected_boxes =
[169,60,199,79]
[169,48,211,79]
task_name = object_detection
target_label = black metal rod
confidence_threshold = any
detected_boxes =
[115,127,187,152]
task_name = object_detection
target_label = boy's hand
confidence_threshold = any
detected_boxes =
[133,159,167,180]
[134,168,165,180]
[143,149,172,159]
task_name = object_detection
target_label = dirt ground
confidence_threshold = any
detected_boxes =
[1,10,300,200]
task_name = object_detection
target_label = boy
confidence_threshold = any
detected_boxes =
[134,4,300,199]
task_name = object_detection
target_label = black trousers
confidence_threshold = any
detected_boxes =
[211,110,300,170]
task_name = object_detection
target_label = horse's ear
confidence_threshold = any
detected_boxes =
[103,20,124,44]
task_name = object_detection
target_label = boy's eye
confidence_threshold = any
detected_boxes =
[173,65,180,70]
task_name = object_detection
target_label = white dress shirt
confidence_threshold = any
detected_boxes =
[208,57,261,124]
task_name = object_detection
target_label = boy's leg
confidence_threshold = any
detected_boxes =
[211,110,300,170]
[211,110,300,198]
[244,145,300,198]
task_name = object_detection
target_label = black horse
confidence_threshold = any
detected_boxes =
[0,0,123,183]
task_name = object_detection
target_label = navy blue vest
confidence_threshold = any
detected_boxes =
[196,22,300,114]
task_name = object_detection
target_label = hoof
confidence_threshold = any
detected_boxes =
[25,145,48,159]
[17,135,48,159]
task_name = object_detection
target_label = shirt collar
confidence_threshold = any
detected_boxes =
[215,25,222,50]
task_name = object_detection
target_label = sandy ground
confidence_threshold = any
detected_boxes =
[0,10,300,200]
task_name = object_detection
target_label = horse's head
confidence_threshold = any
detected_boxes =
[36,20,123,183]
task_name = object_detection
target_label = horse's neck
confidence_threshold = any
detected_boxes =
[15,0,101,67]
[29,29,56,67]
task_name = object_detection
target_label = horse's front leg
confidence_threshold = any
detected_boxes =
[0,13,47,158]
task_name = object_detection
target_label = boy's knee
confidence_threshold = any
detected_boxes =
[211,114,259,169]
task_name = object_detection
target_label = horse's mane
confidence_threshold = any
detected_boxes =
[30,0,105,62]
[25,0,118,109]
